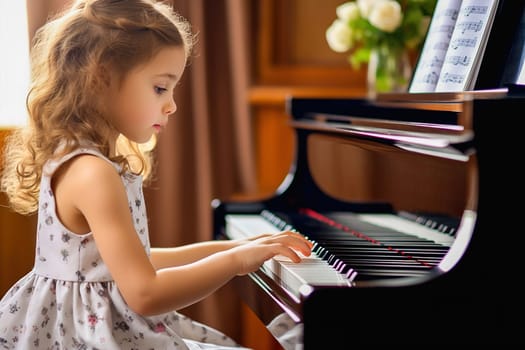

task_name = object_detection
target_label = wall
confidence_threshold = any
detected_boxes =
[0,129,37,296]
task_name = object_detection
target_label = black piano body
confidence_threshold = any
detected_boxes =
[213,91,525,347]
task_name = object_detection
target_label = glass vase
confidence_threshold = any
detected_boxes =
[367,46,412,98]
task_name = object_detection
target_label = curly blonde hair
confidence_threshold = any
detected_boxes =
[1,0,194,215]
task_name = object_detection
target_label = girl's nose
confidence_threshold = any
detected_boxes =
[165,97,177,116]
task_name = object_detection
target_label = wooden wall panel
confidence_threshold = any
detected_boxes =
[255,0,368,87]
[0,130,37,296]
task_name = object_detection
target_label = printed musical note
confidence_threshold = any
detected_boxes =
[463,5,488,16]
[440,72,464,84]
[457,20,483,34]
[447,55,470,66]
[429,56,444,68]
[442,8,459,21]
[450,37,477,49]
[422,71,439,84]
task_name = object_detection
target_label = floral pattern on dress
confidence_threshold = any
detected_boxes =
[0,149,248,350]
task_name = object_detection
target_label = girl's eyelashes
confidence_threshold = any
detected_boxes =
[154,86,167,95]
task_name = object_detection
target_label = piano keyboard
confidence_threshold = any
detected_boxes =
[226,214,355,298]
[225,209,456,297]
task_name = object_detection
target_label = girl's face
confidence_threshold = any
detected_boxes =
[106,46,186,147]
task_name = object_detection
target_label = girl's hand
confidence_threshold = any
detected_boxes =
[233,232,273,245]
[229,231,313,276]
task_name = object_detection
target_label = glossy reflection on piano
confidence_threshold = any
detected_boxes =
[213,93,525,347]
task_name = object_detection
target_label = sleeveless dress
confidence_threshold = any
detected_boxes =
[0,148,250,350]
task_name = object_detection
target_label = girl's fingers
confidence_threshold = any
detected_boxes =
[268,231,313,257]
[272,244,303,263]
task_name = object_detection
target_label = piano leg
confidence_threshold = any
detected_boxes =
[240,303,285,350]
[233,274,304,350]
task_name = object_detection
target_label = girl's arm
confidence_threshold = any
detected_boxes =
[150,233,274,269]
[150,242,236,269]
[59,155,312,316]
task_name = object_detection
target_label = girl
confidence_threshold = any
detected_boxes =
[0,0,312,348]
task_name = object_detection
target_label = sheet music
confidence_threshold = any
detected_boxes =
[517,52,525,84]
[435,0,499,92]
[409,0,462,93]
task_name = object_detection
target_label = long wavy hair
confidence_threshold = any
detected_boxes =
[1,0,194,215]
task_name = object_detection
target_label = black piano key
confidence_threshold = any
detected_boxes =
[262,209,450,281]
[398,210,460,236]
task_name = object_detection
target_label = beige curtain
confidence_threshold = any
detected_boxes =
[26,0,256,342]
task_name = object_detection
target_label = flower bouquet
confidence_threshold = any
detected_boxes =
[326,0,436,94]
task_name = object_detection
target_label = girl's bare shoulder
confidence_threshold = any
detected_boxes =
[55,153,116,181]
[53,153,124,202]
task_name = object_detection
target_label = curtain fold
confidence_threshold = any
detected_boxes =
[225,0,256,192]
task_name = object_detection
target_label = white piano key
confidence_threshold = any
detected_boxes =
[355,213,454,246]
[226,214,282,238]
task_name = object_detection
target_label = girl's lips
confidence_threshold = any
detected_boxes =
[153,121,167,133]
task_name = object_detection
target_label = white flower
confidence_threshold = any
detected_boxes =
[336,2,360,22]
[326,19,353,52]
[368,0,402,33]
[357,0,386,18]
[325,0,436,68]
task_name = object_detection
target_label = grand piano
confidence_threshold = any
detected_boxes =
[213,91,525,347]
[213,2,525,347]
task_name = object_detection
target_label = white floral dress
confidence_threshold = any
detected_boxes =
[0,148,249,350]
